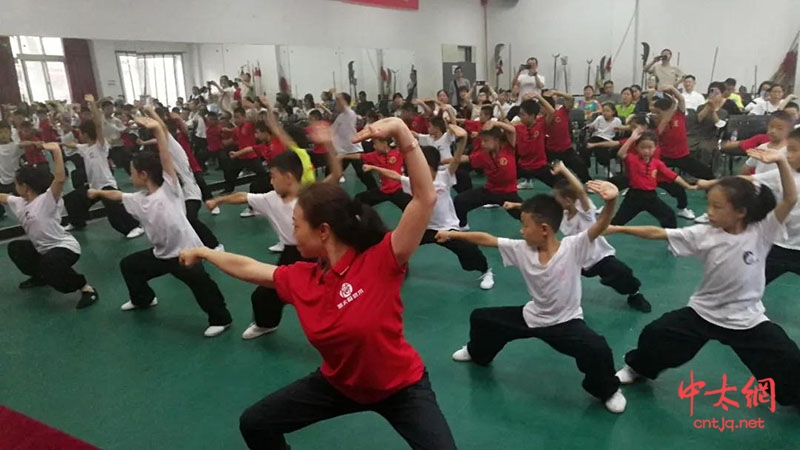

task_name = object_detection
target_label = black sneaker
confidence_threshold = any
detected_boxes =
[627,293,652,313]
[77,289,99,309]
[19,277,47,289]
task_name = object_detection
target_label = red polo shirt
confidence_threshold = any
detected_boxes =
[545,107,573,152]
[273,233,424,404]
[38,120,59,143]
[305,123,330,155]
[463,120,484,153]
[206,121,223,152]
[515,120,547,170]
[404,115,430,135]
[625,151,677,191]
[738,134,770,151]
[470,145,518,194]
[658,112,690,159]
[18,129,46,165]
[233,122,258,160]
[362,149,404,194]
[253,138,286,162]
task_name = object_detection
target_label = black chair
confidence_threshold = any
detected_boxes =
[718,115,770,175]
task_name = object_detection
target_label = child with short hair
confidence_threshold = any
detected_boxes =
[585,102,622,169]
[652,86,714,181]
[344,137,411,211]
[543,90,591,182]
[514,96,556,190]
[741,111,793,175]
[440,179,628,413]
[611,148,800,408]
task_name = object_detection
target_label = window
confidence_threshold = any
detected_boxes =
[117,52,186,106]
[10,35,70,103]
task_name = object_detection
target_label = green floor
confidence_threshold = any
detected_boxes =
[1,168,798,449]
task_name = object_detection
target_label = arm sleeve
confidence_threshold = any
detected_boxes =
[666,226,705,257]
[497,238,522,267]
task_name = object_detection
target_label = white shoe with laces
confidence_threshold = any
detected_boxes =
[204,323,231,337]
[516,179,534,190]
[694,213,710,224]
[677,208,696,220]
[604,389,627,413]
[479,269,495,290]
[339,176,346,183]
[452,346,472,362]
[269,242,285,253]
[126,226,145,239]
[241,323,278,340]
[213,244,225,252]
[620,188,629,196]
[483,204,501,209]
[121,297,158,311]
[240,208,255,218]
[211,206,221,215]
[615,364,641,385]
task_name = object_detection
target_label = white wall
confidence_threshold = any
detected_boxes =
[488,0,800,94]
[2,0,485,98]
[90,40,196,99]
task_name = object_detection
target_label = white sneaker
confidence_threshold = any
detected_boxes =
[620,188,629,196]
[211,206,221,215]
[126,226,145,239]
[677,208,696,220]
[268,242,285,253]
[479,269,495,290]
[459,224,471,231]
[604,389,627,414]
[516,179,534,190]
[204,323,231,337]
[595,206,604,216]
[241,323,278,340]
[120,297,158,311]
[339,176,346,183]
[64,224,75,231]
[213,244,225,252]
[483,204,501,209]
[240,208,255,218]
[452,345,472,362]
[615,364,641,385]
[694,213,710,224]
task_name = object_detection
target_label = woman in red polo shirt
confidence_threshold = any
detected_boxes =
[178,118,456,450]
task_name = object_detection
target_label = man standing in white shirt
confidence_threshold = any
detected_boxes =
[681,75,706,111]
[100,100,129,174]
[645,49,685,88]
[513,57,545,105]
[332,93,378,190]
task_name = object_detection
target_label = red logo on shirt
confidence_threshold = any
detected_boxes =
[554,116,562,123]
[337,283,365,309]
[499,157,508,166]
[389,156,397,164]
[533,131,540,138]
[651,169,658,179]
[339,283,353,298]
[673,119,679,128]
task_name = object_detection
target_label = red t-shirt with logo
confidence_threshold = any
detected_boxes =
[515,120,547,170]
[625,151,677,191]
[658,112,690,159]
[470,145,518,194]
[273,233,424,404]
[545,107,573,152]
[362,149,404,194]
[233,122,258,160]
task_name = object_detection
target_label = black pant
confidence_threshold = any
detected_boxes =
[611,189,677,228]
[662,155,714,180]
[64,185,140,235]
[8,241,86,293]
[193,137,209,170]
[239,369,457,450]
[194,172,214,201]
[355,189,412,211]
[454,188,522,227]
[185,199,220,249]
[582,255,641,296]
[420,229,488,273]
[466,307,620,400]
[454,164,473,193]
[341,158,379,190]
[547,148,591,182]
[250,246,310,328]
[517,166,557,187]
[765,245,800,285]
[65,152,87,188]
[625,307,800,406]
[608,174,688,210]
[309,153,327,172]
[109,145,132,174]
[120,248,232,326]
[0,182,14,218]
[223,154,269,194]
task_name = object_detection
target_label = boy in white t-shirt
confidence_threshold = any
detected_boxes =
[367,124,494,290]
[204,124,342,340]
[0,142,98,309]
[612,149,800,408]
[0,120,23,220]
[439,179,628,413]
[741,111,793,175]
[505,161,651,312]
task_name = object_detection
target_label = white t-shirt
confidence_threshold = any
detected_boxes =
[66,142,117,190]
[0,142,23,185]
[682,91,706,111]
[401,169,460,231]
[102,116,125,147]
[666,212,786,330]
[590,116,622,141]
[122,173,203,259]
[748,101,780,116]
[745,143,786,174]
[332,108,363,155]
[754,170,800,250]
[516,72,546,105]
[193,114,207,139]
[559,200,615,269]
[247,192,296,245]
[7,189,81,255]
[417,133,455,162]
[166,135,202,201]
[498,231,593,328]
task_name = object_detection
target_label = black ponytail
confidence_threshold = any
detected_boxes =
[297,183,388,253]
[713,177,776,225]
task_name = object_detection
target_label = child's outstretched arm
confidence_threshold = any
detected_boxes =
[747,149,798,223]
[552,161,590,211]
[435,230,499,248]
[605,225,667,240]
[586,180,619,242]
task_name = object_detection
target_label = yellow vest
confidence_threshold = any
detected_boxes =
[290,145,316,185]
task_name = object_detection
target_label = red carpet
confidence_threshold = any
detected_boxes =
[0,406,98,450]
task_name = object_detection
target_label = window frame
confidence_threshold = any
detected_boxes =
[10,35,70,103]
[116,51,186,106]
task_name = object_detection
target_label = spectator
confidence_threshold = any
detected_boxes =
[681,75,706,111]
[513,57,546,104]
[724,78,744,110]
[645,49,685,88]
[448,66,472,109]
[597,81,622,104]
[615,88,635,121]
